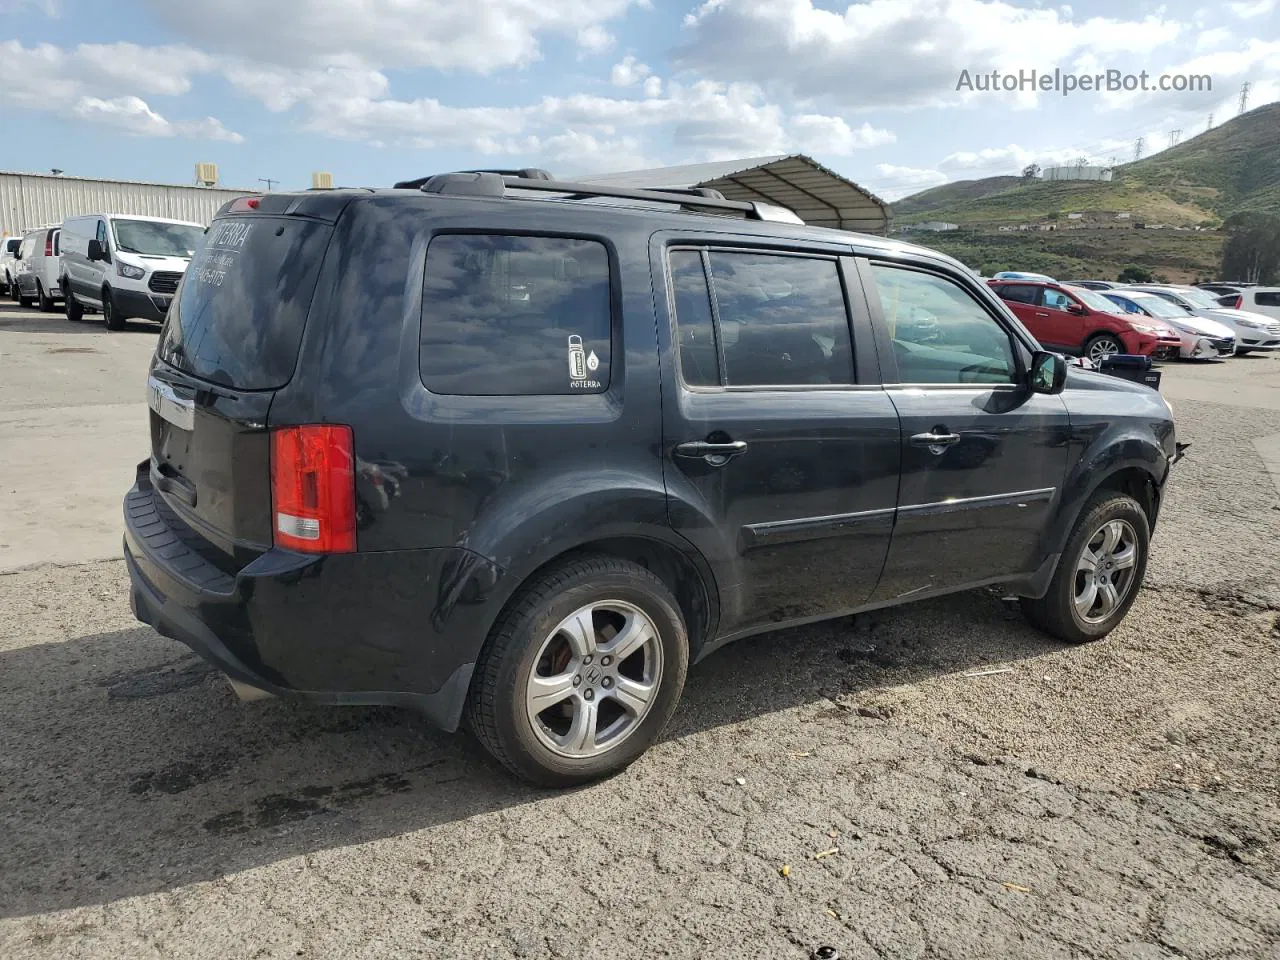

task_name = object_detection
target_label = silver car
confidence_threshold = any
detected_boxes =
[1127,284,1280,356]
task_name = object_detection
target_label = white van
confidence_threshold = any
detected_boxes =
[61,214,205,330]
[1,236,23,295]
[12,225,63,311]
[1235,287,1280,323]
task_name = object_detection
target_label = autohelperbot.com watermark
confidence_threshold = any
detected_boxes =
[957,68,1212,96]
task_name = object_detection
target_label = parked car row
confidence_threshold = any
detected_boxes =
[2,213,204,329]
[986,274,1280,361]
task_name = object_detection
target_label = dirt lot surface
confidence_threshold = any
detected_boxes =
[1,301,1278,959]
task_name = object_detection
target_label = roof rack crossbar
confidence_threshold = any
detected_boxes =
[394,168,553,190]
[498,176,754,214]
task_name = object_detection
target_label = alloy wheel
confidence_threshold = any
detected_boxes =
[524,599,663,759]
[1074,519,1139,624]
[1089,337,1122,362]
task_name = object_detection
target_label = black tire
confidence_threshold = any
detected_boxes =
[17,285,33,308]
[467,555,689,786]
[1084,333,1124,363]
[1236,349,1253,357]
[64,285,83,322]
[102,287,125,331]
[36,281,54,313]
[1020,491,1150,644]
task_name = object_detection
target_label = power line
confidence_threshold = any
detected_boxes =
[1239,81,1251,115]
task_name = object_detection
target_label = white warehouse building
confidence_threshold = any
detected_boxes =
[0,170,258,238]
[1040,165,1114,182]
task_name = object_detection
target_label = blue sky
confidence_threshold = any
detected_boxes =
[3,0,1278,200]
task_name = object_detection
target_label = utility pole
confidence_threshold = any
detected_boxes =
[1133,136,1145,161]
[1169,129,1182,148]
[258,177,278,191]
[1239,81,1251,115]
[1206,112,1214,131]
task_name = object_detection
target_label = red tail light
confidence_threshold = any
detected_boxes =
[271,425,356,553]
[44,232,54,256]
[1232,295,1243,309]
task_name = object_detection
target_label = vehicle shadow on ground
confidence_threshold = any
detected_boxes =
[0,588,1063,919]
[0,302,158,335]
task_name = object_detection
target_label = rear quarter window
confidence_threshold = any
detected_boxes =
[1255,291,1280,307]
[419,234,612,396]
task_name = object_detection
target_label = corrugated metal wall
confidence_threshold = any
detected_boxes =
[0,173,258,237]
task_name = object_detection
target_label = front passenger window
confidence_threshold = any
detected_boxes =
[869,264,1017,385]
[1042,289,1075,312]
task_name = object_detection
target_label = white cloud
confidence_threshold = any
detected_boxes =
[143,0,641,73]
[642,75,663,98]
[72,95,243,142]
[1228,0,1275,17]
[577,25,615,54]
[790,115,895,154]
[677,0,1185,110]
[220,61,390,112]
[0,41,241,141]
[1194,27,1232,52]
[871,163,949,200]
[611,55,651,87]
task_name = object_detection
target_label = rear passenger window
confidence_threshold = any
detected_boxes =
[668,249,854,388]
[1256,291,1280,307]
[998,284,1040,305]
[711,253,854,386]
[420,235,611,396]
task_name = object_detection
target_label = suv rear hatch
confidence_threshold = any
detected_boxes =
[146,199,338,563]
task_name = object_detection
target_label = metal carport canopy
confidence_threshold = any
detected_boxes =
[577,154,890,235]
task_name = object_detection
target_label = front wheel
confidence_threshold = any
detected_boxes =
[1020,492,1150,643]
[36,281,54,313]
[1084,334,1124,363]
[64,285,84,321]
[102,287,125,331]
[1236,348,1253,357]
[467,556,689,786]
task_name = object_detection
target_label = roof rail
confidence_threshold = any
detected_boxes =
[415,171,804,224]
[393,168,553,190]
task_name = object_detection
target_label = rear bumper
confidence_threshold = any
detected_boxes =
[123,464,500,730]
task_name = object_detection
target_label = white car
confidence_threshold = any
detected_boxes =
[1102,290,1236,359]
[12,225,63,311]
[61,213,204,330]
[1128,284,1280,355]
[1,235,22,296]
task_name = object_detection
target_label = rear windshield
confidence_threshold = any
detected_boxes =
[157,217,331,390]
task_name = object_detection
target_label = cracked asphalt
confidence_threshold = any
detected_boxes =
[1,302,1278,959]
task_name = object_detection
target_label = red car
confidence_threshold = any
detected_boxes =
[987,279,1182,362]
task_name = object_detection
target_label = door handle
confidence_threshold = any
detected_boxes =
[1034,310,1050,317]
[674,440,748,464]
[910,432,961,451]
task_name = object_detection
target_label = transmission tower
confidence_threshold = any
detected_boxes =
[1169,129,1182,148]
[1206,112,1214,131]
[1239,81,1251,115]
[1133,136,1145,161]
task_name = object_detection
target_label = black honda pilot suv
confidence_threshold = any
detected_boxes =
[125,170,1181,785]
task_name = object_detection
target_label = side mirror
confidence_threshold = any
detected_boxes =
[87,239,105,261]
[1030,351,1067,395]
[11,248,21,260]
[1067,302,1086,315]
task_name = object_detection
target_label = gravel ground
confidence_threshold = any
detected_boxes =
[1,344,1278,958]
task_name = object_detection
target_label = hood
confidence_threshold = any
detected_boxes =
[1167,312,1234,338]
[115,252,193,273]
[1207,307,1277,326]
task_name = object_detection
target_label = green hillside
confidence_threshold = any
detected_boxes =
[893,102,1280,227]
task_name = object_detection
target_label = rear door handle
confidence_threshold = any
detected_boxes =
[910,432,961,450]
[674,440,748,465]
[1034,311,1050,318]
